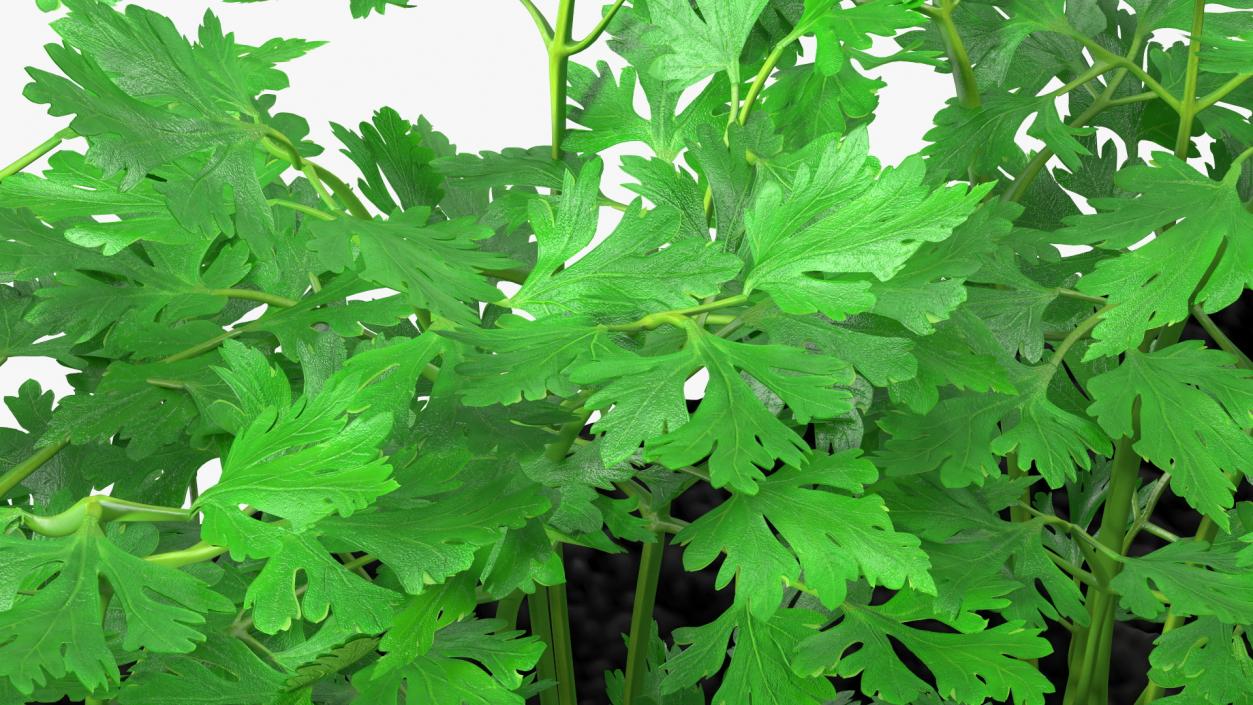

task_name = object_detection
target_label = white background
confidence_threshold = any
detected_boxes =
[0,0,952,430]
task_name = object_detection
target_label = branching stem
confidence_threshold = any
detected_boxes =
[0,126,75,181]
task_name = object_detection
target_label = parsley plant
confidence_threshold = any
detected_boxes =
[1,1,1250,704]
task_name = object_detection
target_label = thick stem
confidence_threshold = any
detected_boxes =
[0,127,75,181]
[1173,1,1207,158]
[933,0,980,108]
[545,562,578,705]
[145,541,229,569]
[1066,436,1141,705]
[529,588,559,705]
[623,536,666,705]
[549,0,577,161]
[0,436,70,499]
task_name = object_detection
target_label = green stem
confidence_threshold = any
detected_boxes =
[145,541,229,569]
[496,590,525,629]
[1079,38,1181,112]
[622,535,666,705]
[517,0,555,44]
[267,198,337,221]
[1056,288,1108,305]
[204,288,299,309]
[548,0,577,161]
[1047,61,1113,99]
[1123,474,1172,552]
[260,138,371,219]
[161,328,242,364]
[1195,72,1250,112]
[530,587,559,705]
[1067,435,1141,705]
[932,0,980,108]
[1047,306,1111,370]
[1173,1,1207,157]
[1191,305,1251,369]
[565,0,627,54]
[607,294,750,332]
[738,34,799,125]
[0,127,75,181]
[21,496,195,537]
[545,561,578,705]
[0,436,70,499]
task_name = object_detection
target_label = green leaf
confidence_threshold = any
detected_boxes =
[1111,539,1253,624]
[120,631,293,705]
[794,592,1054,705]
[510,162,739,319]
[0,521,231,695]
[582,324,853,493]
[352,619,543,705]
[318,467,548,593]
[196,366,397,531]
[644,0,771,85]
[450,315,612,407]
[1144,617,1253,705]
[744,129,991,320]
[25,1,300,240]
[307,207,515,323]
[1058,155,1253,358]
[662,605,837,704]
[331,107,445,213]
[675,451,933,621]
[1088,342,1253,529]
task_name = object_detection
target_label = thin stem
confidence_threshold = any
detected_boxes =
[1079,38,1181,113]
[1020,503,1124,564]
[1195,72,1250,112]
[933,0,980,108]
[302,163,341,212]
[517,0,555,46]
[739,32,799,125]
[260,138,371,219]
[0,436,70,499]
[204,288,300,309]
[0,127,75,181]
[565,0,627,55]
[1006,98,1108,202]
[1056,288,1108,305]
[1123,474,1172,552]
[161,328,242,364]
[1173,1,1207,157]
[545,557,579,705]
[622,535,666,705]
[1104,91,1160,107]
[1141,523,1181,543]
[1048,62,1113,99]
[1191,305,1251,369]
[1048,306,1112,369]
[1044,548,1105,592]
[267,198,337,221]
[607,294,750,332]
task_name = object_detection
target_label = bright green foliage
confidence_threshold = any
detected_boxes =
[0,520,231,693]
[792,592,1054,705]
[1059,156,1253,358]
[675,451,933,620]
[1,0,1251,704]
[1088,342,1253,529]
[744,130,992,320]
